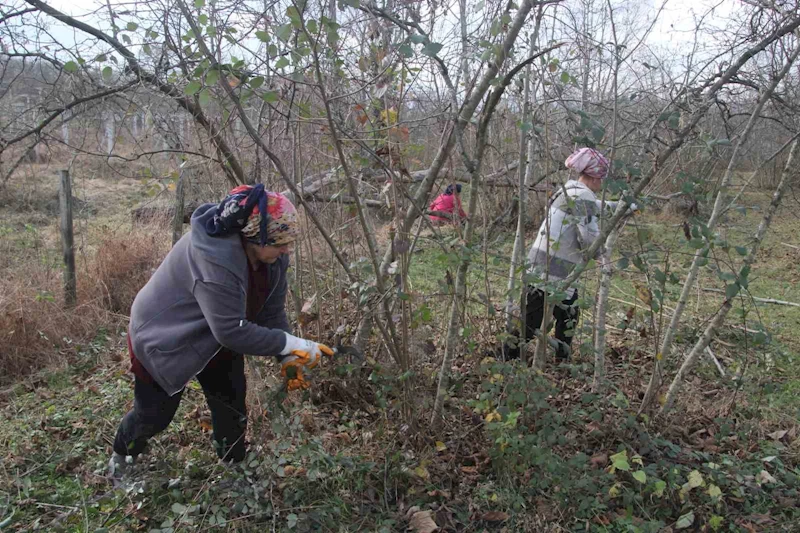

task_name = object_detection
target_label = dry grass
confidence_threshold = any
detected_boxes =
[0,223,169,384]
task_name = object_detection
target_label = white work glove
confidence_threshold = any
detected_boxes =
[279,333,334,391]
[625,202,640,215]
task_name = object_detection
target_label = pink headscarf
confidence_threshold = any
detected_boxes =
[565,147,610,180]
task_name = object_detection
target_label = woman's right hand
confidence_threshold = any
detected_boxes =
[279,334,334,391]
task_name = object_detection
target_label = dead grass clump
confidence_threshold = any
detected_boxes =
[0,272,105,384]
[0,223,169,383]
[91,230,170,314]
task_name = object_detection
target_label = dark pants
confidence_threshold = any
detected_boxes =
[113,349,248,463]
[504,287,580,361]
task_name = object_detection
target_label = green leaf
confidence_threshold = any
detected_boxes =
[255,30,269,42]
[307,19,318,34]
[286,6,301,27]
[707,483,722,500]
[287,513,298,529]
[676,511,695,530]
[206,69,219,85]
[632,470,647,484]
[409,34,427,44]
[399,43,413,58]
[250,76,264,89]
[122,34,132,44]
[687,470,704,489]
[171,502,187,514]
[341,0,360,7]
[276,23,293,42]
[422,42,443,57]
[126,22,138,31]
[262,91,279,103]
[560,71,570,84]
[198,14,208,24]
[709,515,724,531]
[739,264,750,282]
[725,282,740,299]
[142,43,152,55]
[95,53,107,62]
[63,61,79,73]
[610,450,630,472]
[275,57,289,69]
[102,66,112,80]
[616,257,629,270]
[653,479,667,497]
[184,80,202,95]
[198,87,210,106]
[194,0,204,7]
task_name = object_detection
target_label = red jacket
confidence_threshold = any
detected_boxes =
[429,193,466,222]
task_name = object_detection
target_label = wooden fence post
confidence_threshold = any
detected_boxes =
[59,169,77,307]
[172,169,187,246]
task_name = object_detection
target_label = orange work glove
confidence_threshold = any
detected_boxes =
[279,333,334,391]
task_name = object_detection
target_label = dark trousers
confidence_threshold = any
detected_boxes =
[113,349,247,463]
[504,287,580,361]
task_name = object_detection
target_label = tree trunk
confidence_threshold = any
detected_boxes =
[504,40,533,341]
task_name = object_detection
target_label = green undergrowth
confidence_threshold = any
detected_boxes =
[2,336,799,532]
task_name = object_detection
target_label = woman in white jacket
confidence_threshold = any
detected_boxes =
[504,147,633,361]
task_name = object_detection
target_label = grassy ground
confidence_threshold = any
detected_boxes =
[1,172,799,531]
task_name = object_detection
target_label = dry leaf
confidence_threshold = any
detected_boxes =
[768,430,788,441]
[409,510,438,533]
[480,511,509,522]
[590,453,609,469]
[635,283,652,305]
[427,489,451,499]
[757,470,777,485]
[460,466,478,475]
[297,294,318,327]
[414,464,431,480]
[198,416,213,431]
[743,513,775,525]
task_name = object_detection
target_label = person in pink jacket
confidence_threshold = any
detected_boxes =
[428,184,467,224]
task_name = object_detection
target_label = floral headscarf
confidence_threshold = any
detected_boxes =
[205,184,299,246]
[565,147,610,180]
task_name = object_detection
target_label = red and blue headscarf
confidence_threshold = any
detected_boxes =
[206,184,299,246]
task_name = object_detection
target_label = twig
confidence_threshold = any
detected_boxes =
[701,287,800,307]
[706,346,726,377]
[0,509,15,529]
[781,242,800,251]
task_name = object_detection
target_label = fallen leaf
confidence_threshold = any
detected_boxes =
[198,416,213,431]
[590,453,608,469]
[687,470,704,489]
[297,295,318,327]
[427,489,451,499]
[757,470,777,485]
[743,513,775,525]
[435,441,447,452]
[675,510,695,529]
[414,465,431,480]
[768,430,788,441]
[409,510,438,533]
[460,466,478,475]
[480,511,509,522]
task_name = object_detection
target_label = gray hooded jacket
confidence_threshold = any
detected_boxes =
[129,203,290,395]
